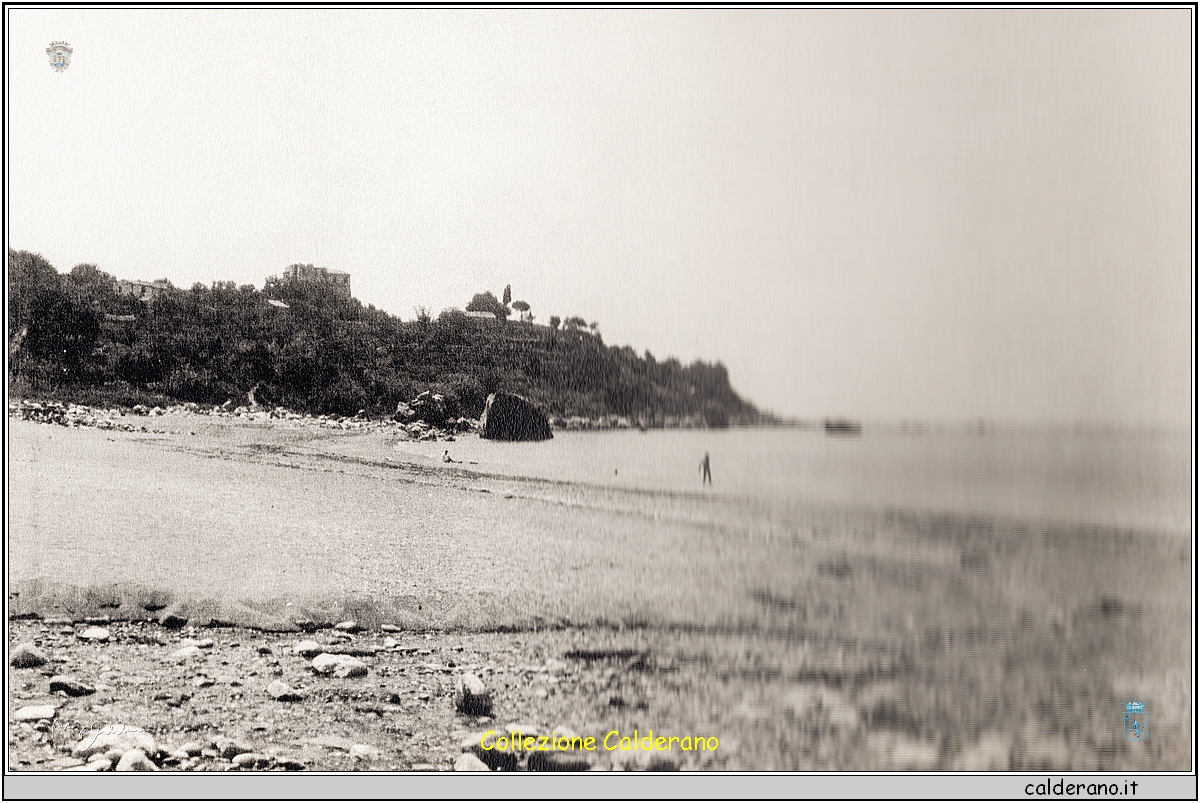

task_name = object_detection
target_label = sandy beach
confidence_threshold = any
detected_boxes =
[7,409,1192,771]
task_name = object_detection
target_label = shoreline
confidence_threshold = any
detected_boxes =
[8,408,1192,771]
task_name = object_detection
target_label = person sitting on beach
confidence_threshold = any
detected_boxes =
[442,450,453,463]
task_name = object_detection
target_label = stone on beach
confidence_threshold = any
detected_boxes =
[334,620,361,633]
[13,705,57,722]
[233,752,271,768]
[72,725,156,760]
[179,637,214,649]
[454,753,492,772]
[79,627,110,642]
[350,743,383,761]
[311,653,368,677]
[266,680,303,701]
[453,673,493,716]
[459,732,518,771]
[218,739,255,760]
[49,675,95,696]
[168,645,204,662]
[293,640,324,658]
[115,749,158,772]
[10,643,48,668]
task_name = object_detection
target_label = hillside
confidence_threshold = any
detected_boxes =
[7,250,770,426]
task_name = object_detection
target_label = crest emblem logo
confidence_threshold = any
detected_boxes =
[46,42,72,72]
[1123,700,1148,741]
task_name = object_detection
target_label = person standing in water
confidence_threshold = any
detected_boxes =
[700,452,712,485]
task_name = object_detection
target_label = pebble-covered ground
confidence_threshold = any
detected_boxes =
[7,617,784,773]
[8,402,1192,772]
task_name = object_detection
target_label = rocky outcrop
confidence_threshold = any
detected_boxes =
[478,393,552,442]
[409,391,449,426]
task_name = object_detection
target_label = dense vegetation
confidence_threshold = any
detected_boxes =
[7,250,768,425]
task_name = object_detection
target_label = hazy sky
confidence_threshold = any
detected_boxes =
[7,9,1193,424]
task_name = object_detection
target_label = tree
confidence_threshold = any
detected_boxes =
[22,292,100,379]
[466,291,511,320]
[548,315,561,330]
[9,249,62,340]
[564,316,586,331]
[502,285,512,306]
[66,263,116,305]
[511,300,529,313]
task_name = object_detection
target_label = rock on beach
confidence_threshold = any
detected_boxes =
[10,643,48,668]
[311,653,368,678]
[49,675,95,696]
[266,680,303,702]
[453,673,493,716]
[13,705,57,722]
[454,753,492,772]
[293,640,324,658]
[72,725,156,760]
[478,392,552,441]
[350,744,383,762]
[115,749,158,772]
[168,645,204,662]
[218,739,254,760]
[233,752,271,769]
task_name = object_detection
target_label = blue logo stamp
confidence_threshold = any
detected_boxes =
[46,42,72,72]
[1123,700,1148,741]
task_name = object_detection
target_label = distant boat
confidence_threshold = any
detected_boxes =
[823,418,862,436]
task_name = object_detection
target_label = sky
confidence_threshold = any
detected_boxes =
[6,9,1193,425]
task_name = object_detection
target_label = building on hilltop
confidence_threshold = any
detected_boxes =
[270,263,351,298]
[114,279,172,302]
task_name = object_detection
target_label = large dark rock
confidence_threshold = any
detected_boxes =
[478,393,552,441]
[408,392,449,426]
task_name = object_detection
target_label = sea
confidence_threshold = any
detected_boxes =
[391,425,1193,533]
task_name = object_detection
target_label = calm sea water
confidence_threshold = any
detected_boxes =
[391,426,1192,532]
